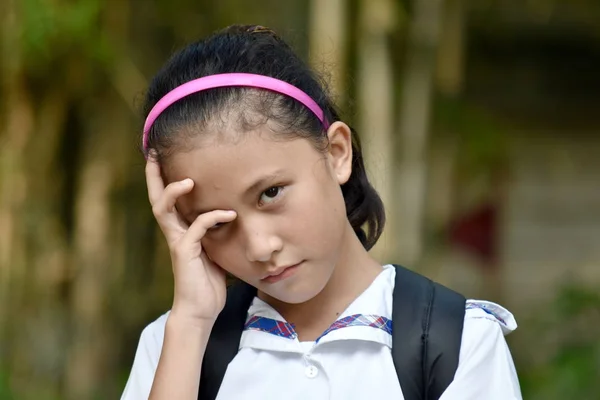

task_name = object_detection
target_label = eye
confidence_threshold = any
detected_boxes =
[259,186,284,206]
[208,222,226,231]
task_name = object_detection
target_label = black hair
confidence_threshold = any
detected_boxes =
[143,25,385,250]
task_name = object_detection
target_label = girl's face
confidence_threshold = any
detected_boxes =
[163,122,354,304]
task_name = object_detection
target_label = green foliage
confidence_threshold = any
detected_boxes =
[0,369,14,400]
[522,344,600,399]
[434,96,509,178]
[556,285,600,317]
[519,284,600,399]
[20,0,106,66]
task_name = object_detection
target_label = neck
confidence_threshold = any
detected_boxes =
[262,224,383,341]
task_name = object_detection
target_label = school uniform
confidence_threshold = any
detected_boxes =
[122,264,522,399]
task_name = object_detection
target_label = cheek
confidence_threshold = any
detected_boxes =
[286,181,346,247]
[201,236,245,275]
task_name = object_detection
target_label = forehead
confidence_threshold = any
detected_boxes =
[163,130,323,192]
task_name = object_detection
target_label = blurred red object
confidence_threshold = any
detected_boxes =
[449,202,498,268]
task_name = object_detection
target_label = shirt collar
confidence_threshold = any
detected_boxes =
[239,264,395,352]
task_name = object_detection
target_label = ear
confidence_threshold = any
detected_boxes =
[325,121,353,185]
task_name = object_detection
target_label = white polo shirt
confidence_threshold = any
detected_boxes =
[122,265,522,399]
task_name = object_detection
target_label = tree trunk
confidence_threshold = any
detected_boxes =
[357,0,398,261]
[65,156,113,399]
[435,0,465,99]
[428,0,465,239]
[426,0,466,280]
[395,0,445,266]
[309,0,348,100]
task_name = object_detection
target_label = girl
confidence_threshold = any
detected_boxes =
[122,25,521,400]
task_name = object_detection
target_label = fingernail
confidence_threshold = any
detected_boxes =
[181,179,193,186]
[225,210,237,216]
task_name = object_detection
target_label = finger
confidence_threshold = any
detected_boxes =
[152,179,195,242]
[146,157,165,207]
[152,178,194,217]
[180,210,237,247]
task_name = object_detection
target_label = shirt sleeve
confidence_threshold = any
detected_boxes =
[120,312,169,400]
[439,301,522,400]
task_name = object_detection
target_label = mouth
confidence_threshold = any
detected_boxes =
[260,261,303,284]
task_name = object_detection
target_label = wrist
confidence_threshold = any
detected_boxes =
[167,310,216,332]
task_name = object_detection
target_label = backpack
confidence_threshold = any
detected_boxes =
[198,264,466,400]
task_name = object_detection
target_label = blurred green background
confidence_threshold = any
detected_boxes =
[1,0,599,399]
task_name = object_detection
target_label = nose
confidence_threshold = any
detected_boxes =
[243,221,283,263]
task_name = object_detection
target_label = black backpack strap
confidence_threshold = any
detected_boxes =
[391,264,466,400]
[198,282,257,400]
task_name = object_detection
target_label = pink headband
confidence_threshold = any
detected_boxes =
[142,72,329,152]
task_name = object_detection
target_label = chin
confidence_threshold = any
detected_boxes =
[272,291,318,305]
[262,277,329,305]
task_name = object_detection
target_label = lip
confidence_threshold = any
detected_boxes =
[261,262,303,284]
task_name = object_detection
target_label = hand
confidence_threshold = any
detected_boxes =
[146,156,237,323]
